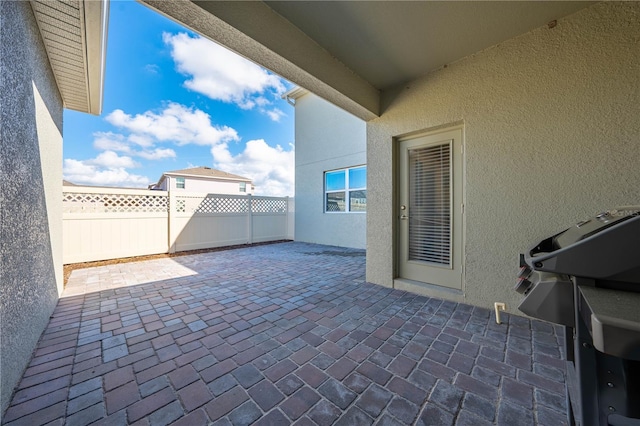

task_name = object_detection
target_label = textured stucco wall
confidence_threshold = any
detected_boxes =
[295,93,367,249]
[367,2,640,312]
[0,1,63,416]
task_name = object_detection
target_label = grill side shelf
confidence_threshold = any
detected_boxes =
[579,286,640,361]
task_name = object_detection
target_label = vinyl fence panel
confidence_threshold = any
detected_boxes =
[63,187,292,263]
[62,187,169,263]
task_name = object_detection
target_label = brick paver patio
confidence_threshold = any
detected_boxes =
[2,242,568,425]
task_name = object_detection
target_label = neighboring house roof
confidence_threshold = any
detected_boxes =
[63,182,151,190]
[31,0,109,115]
[155,167,252,187]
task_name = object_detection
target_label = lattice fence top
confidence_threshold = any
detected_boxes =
[63,190,288,215]
[63,192,169,213]
[174,194,287,214]
[176,195,248,214]
[252,197,287,213]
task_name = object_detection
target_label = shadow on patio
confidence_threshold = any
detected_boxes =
[2,242,567,425]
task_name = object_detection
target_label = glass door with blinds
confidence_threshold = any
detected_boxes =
[398,128,463,290]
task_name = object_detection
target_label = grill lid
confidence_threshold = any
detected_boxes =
[554,207,640,249]
[525,207,640,283]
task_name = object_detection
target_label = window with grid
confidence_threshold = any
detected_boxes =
[175,177,185,189]
[239,182,246,192]
[325,166,366,213]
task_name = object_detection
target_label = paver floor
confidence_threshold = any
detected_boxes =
[2,242,568,425]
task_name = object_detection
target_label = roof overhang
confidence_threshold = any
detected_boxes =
[31,0,109,115]
[282,86,309,106]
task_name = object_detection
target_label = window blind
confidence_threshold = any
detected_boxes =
[408,142,452,266]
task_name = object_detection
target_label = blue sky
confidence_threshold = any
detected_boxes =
[63,0,295,196]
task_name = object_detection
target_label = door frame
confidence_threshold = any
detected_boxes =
[393,123,466,293]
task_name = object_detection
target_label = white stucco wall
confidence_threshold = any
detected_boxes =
[294,92,367,249]
[34,82,63,296]
[367,2,640,313]
[163,175,253,194]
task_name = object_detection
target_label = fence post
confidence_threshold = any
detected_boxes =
[286,196,295,240]
[247,194,253,244]
[285,196,289,240]
[168,190,176,253]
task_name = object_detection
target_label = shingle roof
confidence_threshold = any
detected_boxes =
[162,167,252,182]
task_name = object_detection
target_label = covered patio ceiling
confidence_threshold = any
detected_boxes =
[141,0,593,120]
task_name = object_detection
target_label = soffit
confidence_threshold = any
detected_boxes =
[265,1,594,91]
[30,0,108,115]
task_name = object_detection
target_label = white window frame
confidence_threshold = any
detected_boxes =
[175,177,185,189]
[325,165,366,214]
[239,182,246,193]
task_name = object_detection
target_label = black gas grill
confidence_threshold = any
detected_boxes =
[515,207,640,426]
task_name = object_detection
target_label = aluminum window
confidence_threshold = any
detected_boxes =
[325,166,366,213]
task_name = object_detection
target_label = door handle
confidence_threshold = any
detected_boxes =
[400,215,408,220]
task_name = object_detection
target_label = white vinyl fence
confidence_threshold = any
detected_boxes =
[63,186,294,264]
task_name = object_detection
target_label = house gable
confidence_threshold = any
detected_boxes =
[155,167,253,194]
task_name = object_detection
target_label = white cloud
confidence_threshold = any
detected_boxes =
[264,108,286,122]
[63,157,150,188]
[89,151,140,169]
[137,148,176,160]
[76,102,291,193]
[71,103,242,187]
[70,103,242,187]
[92,132,176,162]
[93,132,132,153]
[144,64,160,75]
[163,32,288,120]
[128,134,155,148]
[106,103,239,146]
[211,139,294,197]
